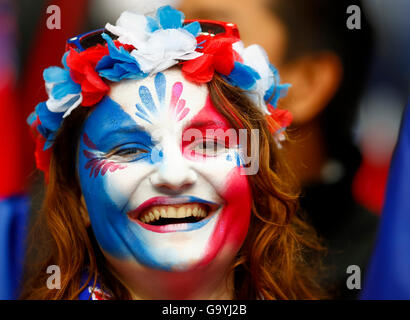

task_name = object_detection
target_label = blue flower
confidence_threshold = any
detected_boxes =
[156,5,201,37]
[224,62,261,90]
[43,52,81,101]
[42,52,83,119]
[263,64,291,107]
[96,33,148,81]
[29,102,64,150]
[29,51,84,150]
[156,5,184,29]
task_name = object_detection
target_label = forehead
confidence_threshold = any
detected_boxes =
[107,68,209,130]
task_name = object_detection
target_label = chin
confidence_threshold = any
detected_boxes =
[111,200,247,271]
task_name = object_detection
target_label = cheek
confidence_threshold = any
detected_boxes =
[79,152,153,212]
[219,167,252,245]
[186,145,252,248]
[78,151,156,257]
[102,163,154,210]
[196,165,252,267]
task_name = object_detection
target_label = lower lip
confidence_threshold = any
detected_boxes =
[131,212,216,233]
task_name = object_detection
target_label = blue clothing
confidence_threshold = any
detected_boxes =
[0,195,29,299]
[361,101,410,299]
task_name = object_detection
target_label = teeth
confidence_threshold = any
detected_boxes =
[177,207,186,218]
[138,204,209,224]
[167,207,177,218]
[192,207,198,217]
[154,209,160,220]
[160,208,167,218]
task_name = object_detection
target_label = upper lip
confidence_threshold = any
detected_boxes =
[127,196,221,220]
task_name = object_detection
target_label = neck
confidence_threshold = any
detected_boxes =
[106,254,235,300]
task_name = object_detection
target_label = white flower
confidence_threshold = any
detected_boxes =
[43,68,83,118]
[233,41,275,115]
[105,10,202,75]
[46,92,83,118]
[105,11,151,49]
[130,28,202,74]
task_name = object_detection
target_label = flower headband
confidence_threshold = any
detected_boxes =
[27,5,292,180]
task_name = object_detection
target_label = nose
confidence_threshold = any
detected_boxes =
[149,142,197,193]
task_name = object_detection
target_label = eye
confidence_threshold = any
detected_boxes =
[190,139,227,156]
[114,148,145,156]
[109,146,150,161]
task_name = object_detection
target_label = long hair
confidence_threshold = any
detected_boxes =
[20,74,326,300]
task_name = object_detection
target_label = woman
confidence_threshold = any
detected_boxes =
[21,6,324,299]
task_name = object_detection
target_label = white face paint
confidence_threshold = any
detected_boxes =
[78,68,252,272]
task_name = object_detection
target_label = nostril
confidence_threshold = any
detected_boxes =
[150,170,197,193]
[155,182,193,193]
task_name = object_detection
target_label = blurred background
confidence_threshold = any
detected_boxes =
[0,0,408,299]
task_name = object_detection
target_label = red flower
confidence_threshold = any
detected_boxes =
[266,104,293,133]
[34,136,52,183]
[182,35,237,83]
[113,40,134,52]
[66,45,110,106]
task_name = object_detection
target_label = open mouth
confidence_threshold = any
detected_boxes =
[126,196,220,231]
[133,203,210,226]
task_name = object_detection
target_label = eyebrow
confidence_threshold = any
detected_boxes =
[98,124,145,140]
[93,124,152,151]
[183,120,231,131]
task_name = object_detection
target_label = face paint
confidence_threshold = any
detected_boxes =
[78,68,252,273]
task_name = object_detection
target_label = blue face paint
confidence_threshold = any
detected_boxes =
[81,96,154,154]
[77,92,221,271]
[77,70,249,272]
[77,96,162,262]
[135,72,167,124]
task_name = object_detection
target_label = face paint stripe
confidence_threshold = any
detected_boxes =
[135,110,152,124]
[89,165,95,178]
[85,158,98,170]
[101,162,110,176]
[83,149,95,159]
[94,160,106,177]
[178,107,190,121]
[175,99,185,115]
[139,86,157,114]
[235,152,241,167]
[170,82,183,112]
[83,133,98,149]
[135,103,149,117]
[82,133,127,178]
[154,72,166,109]
[109,164,120,172]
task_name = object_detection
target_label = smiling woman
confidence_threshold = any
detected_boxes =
[21,6,325,300]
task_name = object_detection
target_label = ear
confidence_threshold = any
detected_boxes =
[279,52,343,125]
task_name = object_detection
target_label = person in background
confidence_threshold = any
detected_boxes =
[179,0,378,299]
